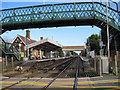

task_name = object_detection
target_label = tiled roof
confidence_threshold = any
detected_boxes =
[18,35,36,45]
[62,46,85,49]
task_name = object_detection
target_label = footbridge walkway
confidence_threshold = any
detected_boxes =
[1,2,120,33]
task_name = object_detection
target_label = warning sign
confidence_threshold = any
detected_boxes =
[21,52,24,57]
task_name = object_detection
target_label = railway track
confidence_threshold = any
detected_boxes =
[2,57,74,90]
[2,56,99,90]
[30,57,74,78]
[40,56,99,90]
[73,58,80,90]
[41,57,74,90]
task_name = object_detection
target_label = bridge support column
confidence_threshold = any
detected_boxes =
[115,55,118,75]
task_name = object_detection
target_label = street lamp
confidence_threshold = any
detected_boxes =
[106,0,110,61]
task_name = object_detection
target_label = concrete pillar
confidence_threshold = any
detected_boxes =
[96,58,102,76]
[99,59,102,76]
[5,56,8,66]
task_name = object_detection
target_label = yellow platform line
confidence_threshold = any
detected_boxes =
[1,80,120,84]
[17,82,47,86]
[56,80,120,85]
[1,80,120,88]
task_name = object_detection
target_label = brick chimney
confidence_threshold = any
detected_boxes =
[26,30,30,39]
[40,37,43,40]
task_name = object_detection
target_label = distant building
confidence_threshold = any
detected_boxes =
[62,46,85,56]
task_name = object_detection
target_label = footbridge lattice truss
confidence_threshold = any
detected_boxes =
[1,2,120,33]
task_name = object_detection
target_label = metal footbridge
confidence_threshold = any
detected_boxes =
[1,2,120,33]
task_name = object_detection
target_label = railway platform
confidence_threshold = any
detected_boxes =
[1,76,120,90]
[1,56,120,90]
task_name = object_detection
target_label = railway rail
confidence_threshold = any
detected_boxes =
[2,57,74,90]
[41,57,74,90]
[2,56,99,90]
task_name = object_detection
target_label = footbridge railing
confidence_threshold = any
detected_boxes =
[1,2,120,32]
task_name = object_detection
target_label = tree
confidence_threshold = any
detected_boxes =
[71,51,78,56]
[80,50,87,56]
[66,51,78,56]
[86,34,100,55]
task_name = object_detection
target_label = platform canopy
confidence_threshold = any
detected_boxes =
[27,38,62,52]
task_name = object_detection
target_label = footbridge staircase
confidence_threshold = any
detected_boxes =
[0,37,21,61]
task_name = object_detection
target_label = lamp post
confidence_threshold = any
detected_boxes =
[106,0,119,73]
[106,0,110,62]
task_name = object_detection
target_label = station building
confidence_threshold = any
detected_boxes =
[11,30,62,60]
[11,30,86,60]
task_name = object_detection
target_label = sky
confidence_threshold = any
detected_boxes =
[1,0,119,46]
[1,0,120,2]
